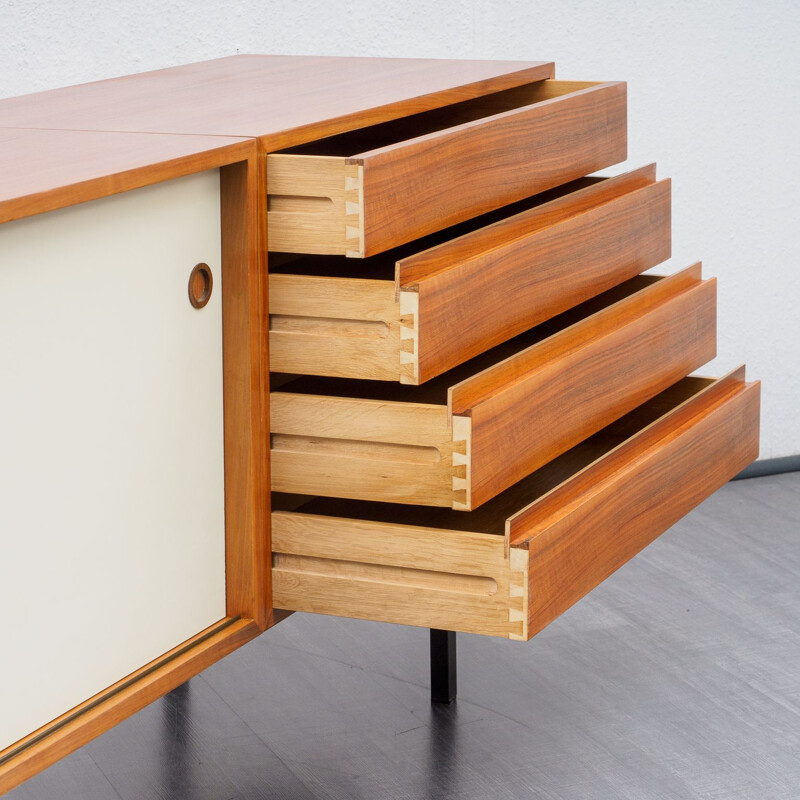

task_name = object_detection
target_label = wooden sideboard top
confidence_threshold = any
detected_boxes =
[0,128,255,224]
[0,55,553,144]
[0,55,553,220]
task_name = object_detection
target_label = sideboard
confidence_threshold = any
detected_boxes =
[0,55,760,794]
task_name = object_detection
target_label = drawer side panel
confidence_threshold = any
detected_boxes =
[269,394,464,506]
[269,274,403,380]
[271,512,523,638]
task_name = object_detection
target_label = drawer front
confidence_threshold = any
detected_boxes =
[270,265,716,510]
[272,371,760,639]
[458,264,716,508]
[511,371,761,638]
[267,80,627,257]
[358,80,627,256]
[268,165,670,385]
[407,167,670,383]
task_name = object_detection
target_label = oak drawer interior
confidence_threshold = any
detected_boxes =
[269,164,671,384]
[267,79,627,257]
[272,370,761,639]
[270,265,716,510]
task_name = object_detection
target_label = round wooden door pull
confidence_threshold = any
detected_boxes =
[188,263,213,309]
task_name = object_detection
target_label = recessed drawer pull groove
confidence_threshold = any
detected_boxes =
[267,195,334,213]
[270,433,442,465]
[270,314,390,340]
[273,553,499,596]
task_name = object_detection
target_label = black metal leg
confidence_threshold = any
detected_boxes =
[430,629,457,704]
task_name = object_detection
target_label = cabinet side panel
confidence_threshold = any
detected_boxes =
[221,156,272,627]
[0,171,226,751]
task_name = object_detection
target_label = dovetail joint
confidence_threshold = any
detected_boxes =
[450,415,472,511]
[344,164,364,258]
[507,547,529,640]
[398,290,419,384]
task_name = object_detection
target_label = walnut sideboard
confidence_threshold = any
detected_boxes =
[0,55,760,794]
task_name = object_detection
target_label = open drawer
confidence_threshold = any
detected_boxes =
[272,369,761,639]
[270,164,671,384]
[267,79,627,257]
[270,264,716,510]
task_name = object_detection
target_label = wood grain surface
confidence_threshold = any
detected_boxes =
[220,158,272,628]
[355,80,627,255]
[0,128,253,224]
[511,368,761,637]
[266,155,364,255]
[268,274,404,381]
[453,264,717,507]
[403,165,671,382]
[0,54,554,148]
[271,512,526,638]
[269,392,470,508]
[396,165,658,285]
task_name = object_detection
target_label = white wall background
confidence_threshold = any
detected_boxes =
[1,0,798,460]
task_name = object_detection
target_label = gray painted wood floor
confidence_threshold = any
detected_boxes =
[10,472,800,800]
